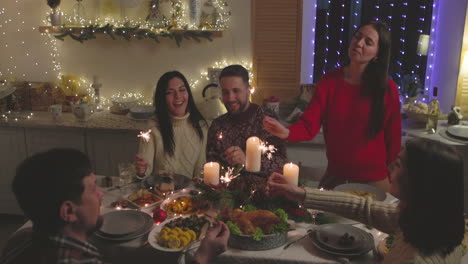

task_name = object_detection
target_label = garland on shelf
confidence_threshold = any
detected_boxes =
[53,24,214,47]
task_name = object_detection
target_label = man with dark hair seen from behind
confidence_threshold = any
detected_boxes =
[1,148,228,264]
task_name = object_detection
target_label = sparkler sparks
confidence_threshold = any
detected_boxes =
[220,166,240,185]
[259,140,277,160]
[137,129,152,143]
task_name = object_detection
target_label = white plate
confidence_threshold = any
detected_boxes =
[126,112,150,121]
[314,224,366,252]
[447,125,468,139]
[95,210,154,241]
[148,216,202,252]
[125,190,163,209]
[309,229,374,257]
[141,174,191,191]
[100,210,146,236]
[334,183,386,201]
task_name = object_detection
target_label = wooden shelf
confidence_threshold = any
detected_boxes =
[38,26,223,38]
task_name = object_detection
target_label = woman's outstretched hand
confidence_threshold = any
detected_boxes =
[266,172,306,203]
[263,116,290,140]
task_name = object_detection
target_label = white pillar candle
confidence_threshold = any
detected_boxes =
[245,136,261,172]
[283,162,299,186]
[204,162,220,185]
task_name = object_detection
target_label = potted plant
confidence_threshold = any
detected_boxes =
[47,0,61,26]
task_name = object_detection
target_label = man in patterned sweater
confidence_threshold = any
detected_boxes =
[206,65,288,198]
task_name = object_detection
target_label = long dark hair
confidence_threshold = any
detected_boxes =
[154,71,206,156]
[357,21,392,138]
[398,138,464,256]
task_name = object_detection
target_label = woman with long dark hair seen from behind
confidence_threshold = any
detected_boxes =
[263,21,401,191]
[266,138,464,263]
[136,71,208,178]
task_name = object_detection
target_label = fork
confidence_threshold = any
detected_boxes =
[283,229,314,250]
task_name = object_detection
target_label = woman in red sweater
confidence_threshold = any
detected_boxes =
[263,21,401,191]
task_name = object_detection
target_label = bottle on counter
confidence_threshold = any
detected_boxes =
[426,86,440,134]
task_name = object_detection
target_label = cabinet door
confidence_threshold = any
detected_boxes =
[0,127,27,215]
[25,127,86,155]
[86,130,139,176]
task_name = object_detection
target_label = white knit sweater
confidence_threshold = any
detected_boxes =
[303,188,463,264]
[138,113,207,178]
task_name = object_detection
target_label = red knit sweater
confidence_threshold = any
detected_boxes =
[288,68,402,181]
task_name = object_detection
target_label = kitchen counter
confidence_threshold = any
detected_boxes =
[0,110,149,131]
[402,119,466,146]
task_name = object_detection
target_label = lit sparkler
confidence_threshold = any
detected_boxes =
[219,166,240,185]
[259,140,277,160]
[137,129,152,143]
[217,131,223,140]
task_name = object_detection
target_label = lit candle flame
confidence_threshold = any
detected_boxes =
[137,129,152,142]
[217,131,223,140]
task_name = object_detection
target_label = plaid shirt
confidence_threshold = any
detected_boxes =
[1,232,107,264]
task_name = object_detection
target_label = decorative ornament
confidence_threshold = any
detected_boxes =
[200,0,216,29]
[152,208,167,224]
[53,24,214,47]
[72,0,86,25]
[47,0,61,14]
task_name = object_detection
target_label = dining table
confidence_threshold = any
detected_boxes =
[12,180,397,264]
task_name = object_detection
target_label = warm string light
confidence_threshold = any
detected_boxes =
[425,2,438,95]
[1,111,34,123]
[197,60,254,89]
[0,4,48,80]
[43,0,230,30]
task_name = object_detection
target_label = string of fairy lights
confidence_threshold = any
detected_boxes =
[322,0,331,75]
[0,0,234,115]
[335,0,345,68]
[314,0,436,99]
[425,1,438,97]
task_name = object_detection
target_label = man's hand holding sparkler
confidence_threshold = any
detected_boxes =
[224,146,246,166]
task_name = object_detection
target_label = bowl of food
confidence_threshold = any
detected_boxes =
[161,195,210,216]
[126,189,163,208]
[402,101,429,123]
[129,106,155,120]
[334,183,386,201]
[148,215,209,252]
[223,208,290,250]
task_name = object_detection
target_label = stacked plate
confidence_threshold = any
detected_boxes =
[94,210,154,241]
[141,174,191,191]
[309,224,374,257]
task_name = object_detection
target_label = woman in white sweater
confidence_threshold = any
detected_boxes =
[135,71,208,178]
[266,138,464,263]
